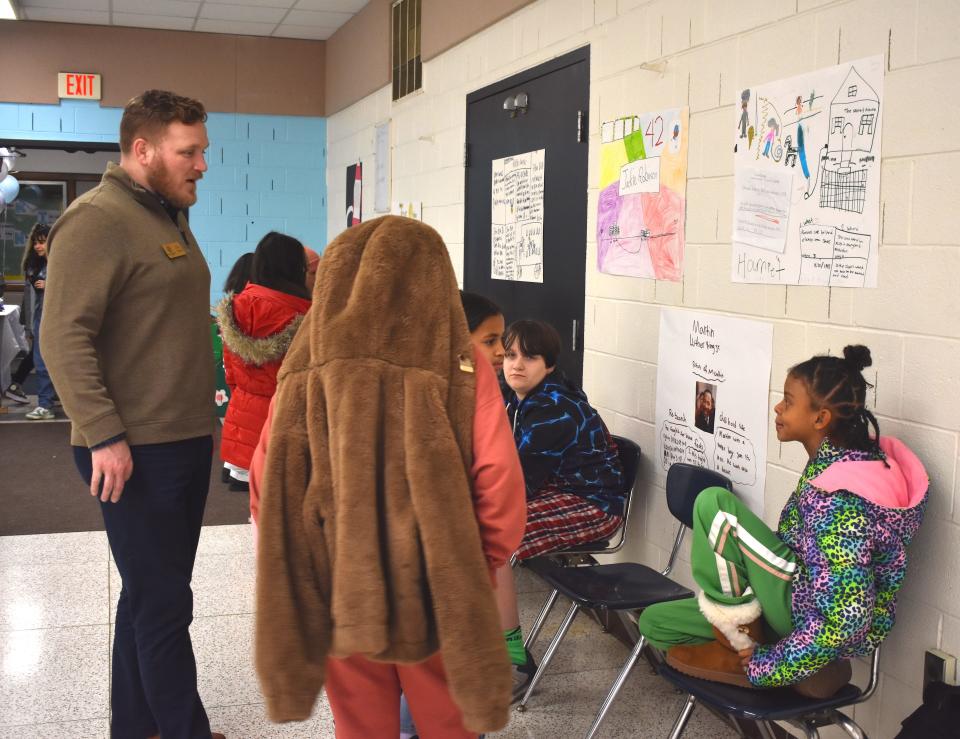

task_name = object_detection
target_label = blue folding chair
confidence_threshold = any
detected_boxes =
[520,435,641,653]
[517,463,734,739]
[659,648,880,739]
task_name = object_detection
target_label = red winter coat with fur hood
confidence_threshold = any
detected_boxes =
[216,283,310,469]
[254,217,519,733]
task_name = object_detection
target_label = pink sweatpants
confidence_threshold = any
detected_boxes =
[324,652,478,738]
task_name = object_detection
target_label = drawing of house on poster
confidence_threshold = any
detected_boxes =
[731,56,884,287]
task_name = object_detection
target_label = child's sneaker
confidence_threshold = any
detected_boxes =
[4,383,29,404]
[25,406,55,421]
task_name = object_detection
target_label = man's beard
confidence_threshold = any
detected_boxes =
[146,158,196,210]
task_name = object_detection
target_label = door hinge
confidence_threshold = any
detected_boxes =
[572,319,578,351]
[464,142,470,168]
[577,110,583,143]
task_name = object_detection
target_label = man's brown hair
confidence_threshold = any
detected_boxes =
[119,89,207,153]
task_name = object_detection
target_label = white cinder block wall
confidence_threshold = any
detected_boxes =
[327,1,960,735]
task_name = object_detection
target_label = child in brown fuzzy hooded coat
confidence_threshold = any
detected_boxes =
[252,216,527,737]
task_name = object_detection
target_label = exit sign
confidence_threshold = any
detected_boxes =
[58,72,102,100]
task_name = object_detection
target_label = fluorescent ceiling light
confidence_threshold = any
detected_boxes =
[0,0,17,21]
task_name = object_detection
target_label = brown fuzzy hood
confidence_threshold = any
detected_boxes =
[255,216,511,732]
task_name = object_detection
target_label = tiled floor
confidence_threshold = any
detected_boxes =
[0,525,739,738]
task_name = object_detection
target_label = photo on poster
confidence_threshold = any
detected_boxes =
[694,381,717,435]
[655,309,773,514]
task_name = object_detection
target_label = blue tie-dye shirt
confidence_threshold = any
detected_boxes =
[505,376,625,516]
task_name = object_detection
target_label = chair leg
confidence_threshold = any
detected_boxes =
[582,635,646,739]
[756,721,779,739]
[667,694,697,739]
[516,602,580,712]
[524,588,560,651]
[833,711,864,739]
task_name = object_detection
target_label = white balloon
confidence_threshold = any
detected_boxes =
[0,174,19,204]
[0,147,10,178]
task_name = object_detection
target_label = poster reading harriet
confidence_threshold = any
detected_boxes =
[655,309,773,515]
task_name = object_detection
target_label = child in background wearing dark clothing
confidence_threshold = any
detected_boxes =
[639,346,928,697]
[215,253,254,481]
[21,224,58,420]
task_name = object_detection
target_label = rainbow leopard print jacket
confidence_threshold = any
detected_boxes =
[748,437,928,687]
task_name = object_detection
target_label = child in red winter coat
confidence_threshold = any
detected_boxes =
[216,232,311,491]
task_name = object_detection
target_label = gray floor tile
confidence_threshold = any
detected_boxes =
[0,625,109,727]
[0,531,108,566]
[206,701,335,738]
[1,561,110,630]
[0,718,109,739]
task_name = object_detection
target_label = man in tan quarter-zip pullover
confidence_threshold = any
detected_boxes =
[42,90,224,739]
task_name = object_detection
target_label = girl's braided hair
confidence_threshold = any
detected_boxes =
[789,345,885,461]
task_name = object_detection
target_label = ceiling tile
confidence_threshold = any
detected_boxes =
[199,3,287,23]
[21,8,111,23]
[285,9,352,27]
[113,13,197,31]
[198,0,292,7]
[294,0,369,12]
[193,18,278,36]
[273,24,336,40]
[20,0,109,9]
[113,0,199,18]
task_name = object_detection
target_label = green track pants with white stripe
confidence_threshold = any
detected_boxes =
[638,487,797,649]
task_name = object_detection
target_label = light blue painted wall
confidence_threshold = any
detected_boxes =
[0,99,327,304]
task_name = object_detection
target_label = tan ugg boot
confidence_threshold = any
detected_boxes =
[792,659,853,698]
[665,593,765,689]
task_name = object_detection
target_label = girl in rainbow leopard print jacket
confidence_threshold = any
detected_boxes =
[639,345,928,695]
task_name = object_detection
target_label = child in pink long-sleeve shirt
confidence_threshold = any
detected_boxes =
[249,217,526,738]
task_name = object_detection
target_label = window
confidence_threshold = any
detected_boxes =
[847,84,858,97]
[858,113,875,135]
[833,116,844,133]
[392,0,422,101]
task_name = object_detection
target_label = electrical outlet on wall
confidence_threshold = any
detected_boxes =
[924,649,958,690]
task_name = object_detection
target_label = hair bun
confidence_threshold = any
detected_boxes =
[842,344,872,372]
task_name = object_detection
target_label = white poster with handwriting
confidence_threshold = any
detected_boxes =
[731,55,883,286]
[655,309,773,515]
[491,149,545,283]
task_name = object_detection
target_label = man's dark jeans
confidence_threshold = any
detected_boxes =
[74,435,214,739]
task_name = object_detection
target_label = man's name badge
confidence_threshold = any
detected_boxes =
[458,354,475,373]
[162,242,187,259]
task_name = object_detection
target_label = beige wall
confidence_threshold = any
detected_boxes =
[0,20,325,116]
[323,0,536,116]
[324,0,392,118]
[422,0,535,61]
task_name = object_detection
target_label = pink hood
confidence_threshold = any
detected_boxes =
[810,437,928,510]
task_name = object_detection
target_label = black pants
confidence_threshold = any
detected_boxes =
[74,435,214,739]
[11,351,33,385]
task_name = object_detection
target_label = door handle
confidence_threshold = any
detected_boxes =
[572,319,578,352]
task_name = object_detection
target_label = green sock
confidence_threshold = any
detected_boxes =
[504,626,526,666]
